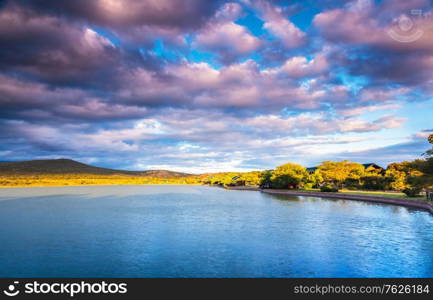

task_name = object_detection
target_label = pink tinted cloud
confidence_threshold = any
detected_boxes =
[17,0,225,46]
[195,22,261,55]
[314,0,433,52]
[0,74,86,108]
[57,100,148,120]
[338,104,401,117]
[115,57,356,111]
[243,113,405,135]
[313,0,433,86]
[0,74,148,121]
[252,0,306,49]
[0,4,117,83]
[23,0,221,30]
[359,87,410,103]
[278,54,329,78]
[194,3,261,62]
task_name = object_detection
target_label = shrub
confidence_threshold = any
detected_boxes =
[344,177,361,189]
[302,183,313,190]
[320,185,338,192]
[361,176,389,190]
[402,187,422,197]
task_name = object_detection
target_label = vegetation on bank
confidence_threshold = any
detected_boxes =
[260,188,422,201]
[0,174,200,187]
[198,134,433,199]
[0,135,432,201]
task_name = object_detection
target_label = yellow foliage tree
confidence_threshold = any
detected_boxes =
[317,160,364,188]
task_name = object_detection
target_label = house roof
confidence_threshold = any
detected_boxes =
[362,163,383,170]
[306,167,318,173]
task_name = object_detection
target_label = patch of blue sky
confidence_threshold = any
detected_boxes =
[151,39,182,62]
[400,98,433,132]
[177,141,207,151]
[335,71,369,95]
[187,49,221,69]
[290,6,320,32]
[236,9,265,37]
[146,138,181,146]
[91,27,122,46]
[183,35,222,68]
[308,130,406,158]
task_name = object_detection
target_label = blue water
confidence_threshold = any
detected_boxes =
[0,185,432,277]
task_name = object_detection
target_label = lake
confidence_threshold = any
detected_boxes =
[0,185,432,277]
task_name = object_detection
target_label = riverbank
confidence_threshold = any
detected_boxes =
[225,186,433,214]
[0,174,199,188]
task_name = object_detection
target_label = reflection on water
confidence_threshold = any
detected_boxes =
[0,185,432,277]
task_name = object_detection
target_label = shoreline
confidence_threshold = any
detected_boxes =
[0,183,203,188]
[226,186,433,215]
[1,183,432,215]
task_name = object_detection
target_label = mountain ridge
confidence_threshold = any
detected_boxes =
[0,159,191,178]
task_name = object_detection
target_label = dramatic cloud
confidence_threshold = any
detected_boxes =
[194,4,262,63]
[277,53,329,78]
[0,3,122,85]
[20,0,224,44]
[30,0,221,27]
[314,0,433,86]
[0,0,431,171]
[252,0,306,49]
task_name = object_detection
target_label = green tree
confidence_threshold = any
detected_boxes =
[361,175,389,190]
[259,170,273,187]
[270,163,308,189]
[410,134,433,189]
[304,171,323,189]
[386,161,424,190]
[423,134,433,158]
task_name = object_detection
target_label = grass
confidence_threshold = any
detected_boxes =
[291,188,427,201]
[0,174,200,188]
[228,186,430,202]
[337,189,425,200]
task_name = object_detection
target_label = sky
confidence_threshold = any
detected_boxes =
[0,0,432,173]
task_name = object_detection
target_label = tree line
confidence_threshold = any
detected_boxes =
[200,134,433,197]
[1,135,431,196]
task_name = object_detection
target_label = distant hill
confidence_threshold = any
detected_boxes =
[0,159,190,178]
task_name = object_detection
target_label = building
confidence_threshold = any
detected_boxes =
[306,167,318,174]
[362,163,385,175]
[306,163,384,174]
